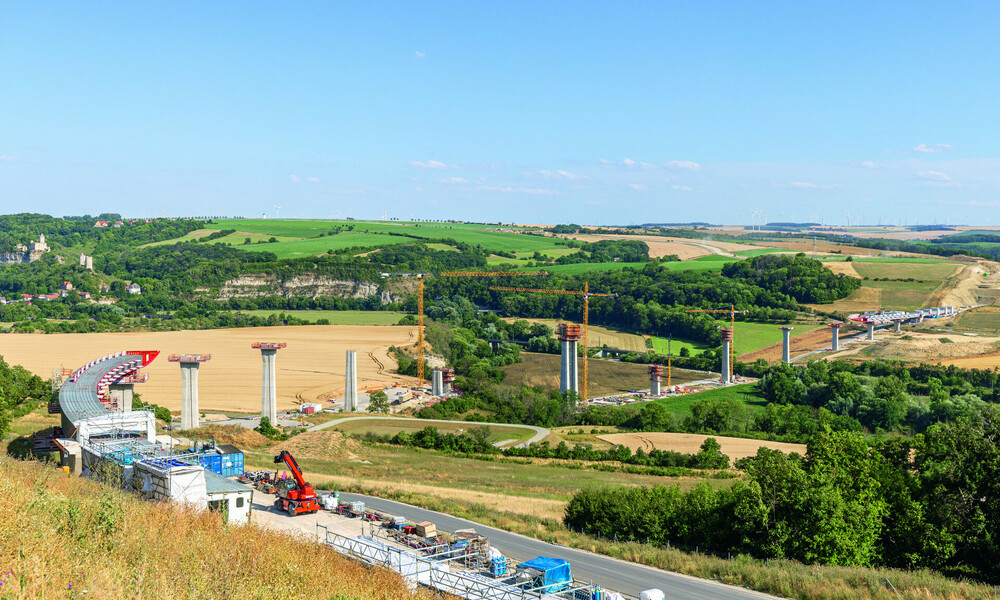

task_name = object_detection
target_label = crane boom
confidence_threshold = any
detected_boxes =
[274,450,309,490]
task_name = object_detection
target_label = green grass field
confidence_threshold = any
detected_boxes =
[727,322,826,354]
[952,307,1000,332]
[204,219,567,254]
[851,261,961,280]
[734,248,784,257]
[648,336,709,356]
[237,310,406,325]
[653,383,766,420]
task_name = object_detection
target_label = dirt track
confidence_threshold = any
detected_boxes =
[598,432,806,461]
[0,325,416,413]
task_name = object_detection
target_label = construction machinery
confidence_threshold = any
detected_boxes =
[488,282,617,404]
[685,305,748,368]
[272,450,321,516]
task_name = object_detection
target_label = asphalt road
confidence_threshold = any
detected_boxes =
[338,492,779,600]
[309,415,550,448]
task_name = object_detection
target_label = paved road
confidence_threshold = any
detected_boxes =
[308,415,550,448]
[338,492,779,600]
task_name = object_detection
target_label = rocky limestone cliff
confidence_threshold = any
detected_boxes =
[218,274,401,302]
[0,250,44,265]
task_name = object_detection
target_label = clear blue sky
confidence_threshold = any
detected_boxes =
[2,2,998,225]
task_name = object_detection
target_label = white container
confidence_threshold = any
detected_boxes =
[639,590,665,600]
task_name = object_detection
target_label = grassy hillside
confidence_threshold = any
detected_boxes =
[0,456,426,600]
[204,219,566,255]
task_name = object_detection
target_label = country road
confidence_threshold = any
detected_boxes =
[308,415,550,448]
[338,492,780,600]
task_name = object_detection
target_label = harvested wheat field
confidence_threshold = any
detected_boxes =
[598,432,806,461]
[556,233,765,260]
[0,325,416,413]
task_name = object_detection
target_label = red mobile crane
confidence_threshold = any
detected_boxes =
[272,451,321,516]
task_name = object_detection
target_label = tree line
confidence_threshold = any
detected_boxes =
[565,420,1000,582]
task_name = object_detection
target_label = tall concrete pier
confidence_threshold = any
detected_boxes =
[252,342,287,424]
[168,354,212,430]
[830,323,843,351]
[108,383,134,412]
[431,368,443,395]
[557,323,582,394]
[345,350,357,411]
[780,326,794,364]
[894,319,902,333]
[648,364,663,396]
[720,327,734,384]
[866,322,875,341]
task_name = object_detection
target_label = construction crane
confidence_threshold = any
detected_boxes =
[377,270,548,386]
[685,305,748,368]
[272,450,321,516]
[488,283,617,404]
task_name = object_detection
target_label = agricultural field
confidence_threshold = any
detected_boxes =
[647,336,708,356]
[202,219,568,255]
[953,307,1000,332]
[597,431,806,461]
[653,383,766,420]
[241,435,734,521]
[502,352,708,397]
[236,309,406,325]
[809,259,965,312]
[0,325,416,412]
[726,322,826,355]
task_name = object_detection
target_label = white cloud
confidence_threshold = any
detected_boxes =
[415,51,426,58]
[408,160,450,169]
[522,169,587,181]
[306,177,320,183]
[628,183,647,191]
[916,170,952,182]
[663,160,701,171]
[916,170,962,187]
[439,177,469,184]
[848,160,881,168]
[670,185,693,192]
[0,155,24,162]
[621,158,637,166]
[790,181,819,189]
[914,143,953,153]
[289,174,302,183]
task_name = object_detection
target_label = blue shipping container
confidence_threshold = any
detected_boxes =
[199,454,223,475]
[220,452,244,477]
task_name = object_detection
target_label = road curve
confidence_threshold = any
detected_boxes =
[308,415,550,448]
[337,492,780,600]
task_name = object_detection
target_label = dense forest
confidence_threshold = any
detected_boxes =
[565,422,1000,582]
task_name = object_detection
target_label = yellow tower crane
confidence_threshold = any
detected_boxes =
[684,305,748,369]
[488,282,617,404]
[408,270,547,385]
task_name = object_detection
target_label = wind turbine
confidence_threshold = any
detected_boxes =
[273,204,283,219]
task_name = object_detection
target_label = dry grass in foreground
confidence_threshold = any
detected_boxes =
[330,482,992,600]
[0,455,431,600]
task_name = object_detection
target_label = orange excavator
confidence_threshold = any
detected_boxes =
[272,451,321,516]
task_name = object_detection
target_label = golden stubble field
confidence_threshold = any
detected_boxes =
[0,325,416,413]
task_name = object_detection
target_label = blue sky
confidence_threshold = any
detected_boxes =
[2,2,998,225]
